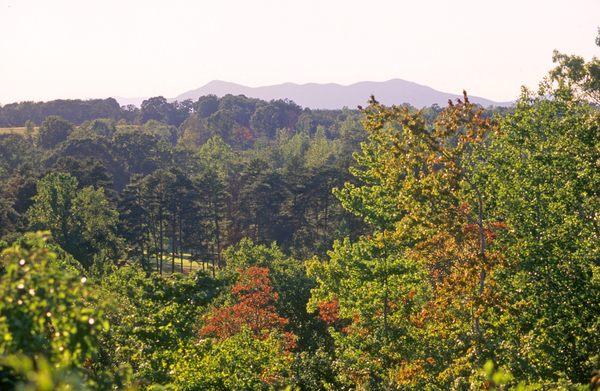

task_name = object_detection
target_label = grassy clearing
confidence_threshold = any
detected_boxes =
[0,124,136,137]
[0,127,29,135]
[149,253,216,275]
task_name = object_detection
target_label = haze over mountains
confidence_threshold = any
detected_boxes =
[117,79,511,109]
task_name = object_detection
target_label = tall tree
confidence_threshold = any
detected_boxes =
[308,94,507,388]
[37,116,73,149]
[483,89,600,383]
[549,30,600,104]
[28,172,121,267]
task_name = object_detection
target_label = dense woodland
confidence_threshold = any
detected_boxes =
[0,38,599,390]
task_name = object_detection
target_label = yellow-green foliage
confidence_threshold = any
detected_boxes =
[0,232,108,389]
[0,232,107,366]
[172,328,292,390]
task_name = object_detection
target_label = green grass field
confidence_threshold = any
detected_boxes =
[0,124,136,136]
[149,253,216,275]
[0,127,28,135]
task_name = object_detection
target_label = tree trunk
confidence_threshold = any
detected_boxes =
[473,189,487,357]
[179,211,184,273]
[171,213,176,274]
[159,206,164,275]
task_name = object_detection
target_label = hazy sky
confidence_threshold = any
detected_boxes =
[0,0,598,103]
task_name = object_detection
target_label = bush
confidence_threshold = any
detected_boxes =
[0,232,107,387]
[172,328,293,390]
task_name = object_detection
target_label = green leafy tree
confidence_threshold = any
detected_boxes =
[97,266,218,385]
[71,186,122,262]
[50,157,113,191]
[309,94,507,388]
[118,174,150,270]
[483,89,600,384]
[37,116,74,149]
[78,118,117,139]
[173,328,293,390]
[549,30,600,104]
[194,94,219,118]
[28,173,121,266]
[0,354,91,391]
[196,136,235,272]
[0,233,107,387]
[112,128,169,176]
[28,173,78,247]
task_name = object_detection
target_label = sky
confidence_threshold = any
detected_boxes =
[0,0,598,104]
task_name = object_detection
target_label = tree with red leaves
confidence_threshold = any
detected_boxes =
[200,266,296,349]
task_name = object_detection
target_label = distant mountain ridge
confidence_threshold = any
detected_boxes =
[166,79,510,109]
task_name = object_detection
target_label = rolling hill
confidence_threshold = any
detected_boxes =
[170,79,510,109]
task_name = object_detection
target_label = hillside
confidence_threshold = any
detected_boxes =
[172,79,510,109]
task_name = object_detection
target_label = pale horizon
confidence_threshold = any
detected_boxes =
[1,0,598,104]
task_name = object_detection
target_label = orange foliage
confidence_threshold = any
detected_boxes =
[200,266,296,349]
[317,297,340,325]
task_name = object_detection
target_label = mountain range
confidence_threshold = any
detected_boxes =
[117,79,511,109]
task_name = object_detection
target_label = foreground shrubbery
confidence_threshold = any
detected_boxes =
[0,233,107,389]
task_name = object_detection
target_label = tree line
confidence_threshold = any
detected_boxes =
[0,94,370,269]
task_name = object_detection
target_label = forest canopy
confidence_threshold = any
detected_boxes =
[0,34,599,390]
